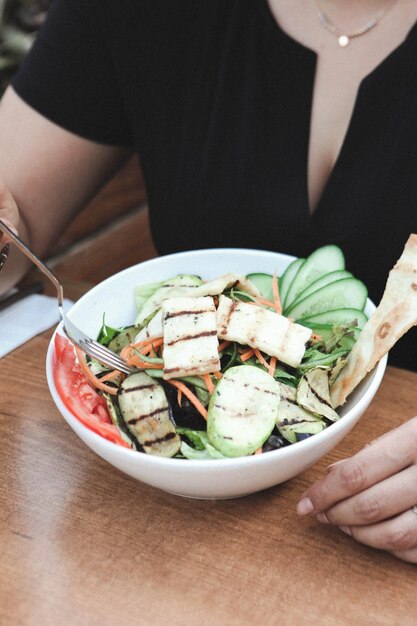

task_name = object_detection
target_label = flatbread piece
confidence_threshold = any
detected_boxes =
[331,234,417,407]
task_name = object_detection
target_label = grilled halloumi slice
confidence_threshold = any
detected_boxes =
[136,273,261,325]
[174,273,260,298]
[135,275,203,325]
[162,296,220,379]
[118,372,181,457]
[216,295,312,368]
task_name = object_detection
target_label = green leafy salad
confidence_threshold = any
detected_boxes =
[80,244,368,459]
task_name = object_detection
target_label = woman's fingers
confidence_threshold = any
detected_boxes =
[391,546,417,564]
[0,181,19,244]
[297,417,417,516]
[316,464,417,526]
[0,217,17,241]
[342,509,417,559]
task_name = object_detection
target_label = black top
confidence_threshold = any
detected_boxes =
[12,0,417,369]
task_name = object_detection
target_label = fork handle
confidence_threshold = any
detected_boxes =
[0,219,64,307]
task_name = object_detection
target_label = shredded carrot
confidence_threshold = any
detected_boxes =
[254,348,270,369]
[177,388,183,406]
[100,370,121,382]
[218,340,231,352]
[119,344,164,369]
[134,337,164,355]
[202,373,215,394]
[120,345,131,361]
[212,370,223,380]
[311,333,323,342]
[255,447,263,455]
[167,380,208,420]
[268,356,277,377]
[272,272,282,314]
[142,346,156,357]
[75,348,118,396]
[240,348,255,362]
[254,296,276,308]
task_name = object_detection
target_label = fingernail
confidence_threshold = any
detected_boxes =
[297,497,314,516]
[316,512,329,524]
[339,526,351,536]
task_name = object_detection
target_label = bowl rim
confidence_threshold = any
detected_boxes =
[46,246,388,469]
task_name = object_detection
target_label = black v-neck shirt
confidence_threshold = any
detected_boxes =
[12,0,417,369]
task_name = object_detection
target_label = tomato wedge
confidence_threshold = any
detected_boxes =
[53,334,130,447]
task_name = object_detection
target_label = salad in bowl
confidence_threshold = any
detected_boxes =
[47,244,395,498]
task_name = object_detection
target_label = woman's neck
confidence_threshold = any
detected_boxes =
[316,0,398,27]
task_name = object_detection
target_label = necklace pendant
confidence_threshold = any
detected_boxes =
[338,35,350,47]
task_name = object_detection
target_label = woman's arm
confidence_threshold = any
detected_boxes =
[0,87,131,293]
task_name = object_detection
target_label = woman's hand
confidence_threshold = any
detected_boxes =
[0,181,19,245]
[297,417,417,563]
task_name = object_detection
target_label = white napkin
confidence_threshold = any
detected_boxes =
[0,293,73,358]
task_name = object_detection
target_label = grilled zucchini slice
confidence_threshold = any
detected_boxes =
[207,365,280,457]
[118,372,181,457]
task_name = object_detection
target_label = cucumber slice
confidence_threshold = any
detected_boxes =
[108,325,138,353]
[287,278,367,320]
[299,308,368,328]
[207,365,280,457]
[279,258,305,309]
[284,245,345,311]
[246,273,274,302]
[286,270,352,311]
[299,321,361,341]
[134,280,164,312]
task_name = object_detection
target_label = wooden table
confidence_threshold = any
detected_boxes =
[1,163,417,624]
[1,280,417,625]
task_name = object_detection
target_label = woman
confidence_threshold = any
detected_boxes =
[1,0,417,562]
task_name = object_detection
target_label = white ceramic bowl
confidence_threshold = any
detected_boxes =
[46,248,387,499]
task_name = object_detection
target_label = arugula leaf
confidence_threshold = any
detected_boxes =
[176,428,227,459]
[176,427,208,450]
[97,315,122,346]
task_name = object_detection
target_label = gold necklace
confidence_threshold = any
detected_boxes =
[314,0,397,47]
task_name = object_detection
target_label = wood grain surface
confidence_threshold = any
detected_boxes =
[2,169,417,625]
[1,288,417,625]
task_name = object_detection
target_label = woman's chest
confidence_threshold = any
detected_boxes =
[267,0,417,213]
[121,2,417,244]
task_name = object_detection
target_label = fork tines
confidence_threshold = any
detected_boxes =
[79,338,134,375]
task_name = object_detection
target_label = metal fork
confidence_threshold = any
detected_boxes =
[0,219,134,374]
[0,244,9,272]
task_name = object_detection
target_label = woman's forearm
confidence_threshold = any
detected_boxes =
[0,87,130,293]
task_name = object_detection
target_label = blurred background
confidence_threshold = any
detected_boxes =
[0,0,51,95]
[0,0,155,283]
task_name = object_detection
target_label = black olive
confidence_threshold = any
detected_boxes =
[160,381,207,430]
[263,434,288,452]
[295,432,312,442]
